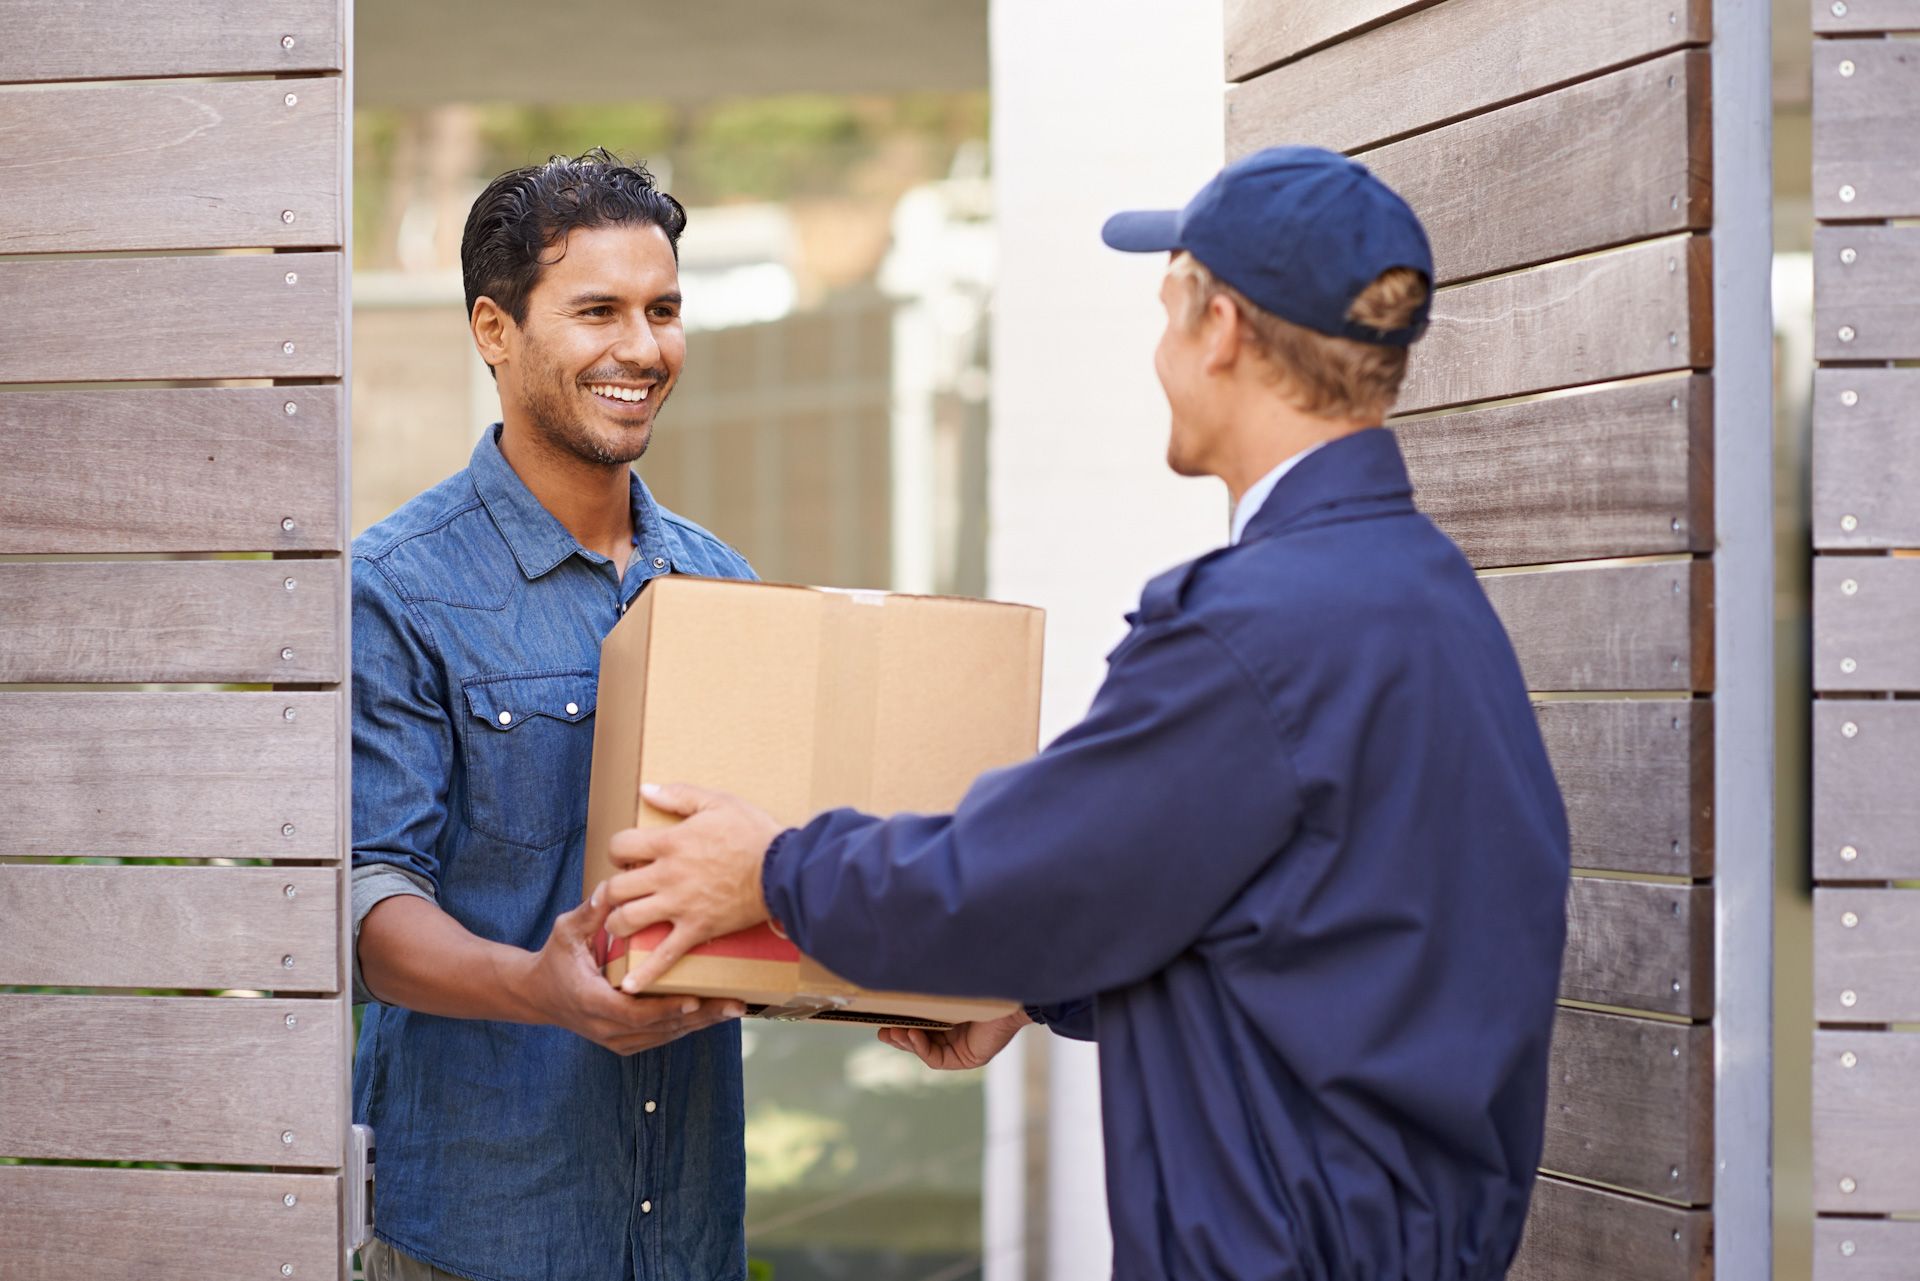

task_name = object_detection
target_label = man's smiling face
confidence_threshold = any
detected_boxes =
[504,222,685,467]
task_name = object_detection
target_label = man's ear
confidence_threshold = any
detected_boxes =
[1201,292,1242,375]
[471,297,514,374]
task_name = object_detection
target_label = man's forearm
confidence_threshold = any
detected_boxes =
[358,894,547,1023]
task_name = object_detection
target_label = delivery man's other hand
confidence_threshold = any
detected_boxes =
[604,782,784,994]
[878,1009,1030,1071]
[512,879,745,1055]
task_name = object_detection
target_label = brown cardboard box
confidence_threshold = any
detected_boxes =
[584,576,1045,1028]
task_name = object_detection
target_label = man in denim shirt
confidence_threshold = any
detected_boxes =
[352,151,753,1281]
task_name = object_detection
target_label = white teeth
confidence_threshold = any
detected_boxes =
[589,384,650,403]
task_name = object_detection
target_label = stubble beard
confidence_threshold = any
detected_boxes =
[520,339,667,469]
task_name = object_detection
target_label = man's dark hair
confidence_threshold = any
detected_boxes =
[460,147,687,323]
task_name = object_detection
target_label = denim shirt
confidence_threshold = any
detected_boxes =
[351,425,752,1281]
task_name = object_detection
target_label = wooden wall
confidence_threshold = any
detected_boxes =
[1809,1,1920,1274]
[0,2,353,1276]
[1226,2,1735,1275]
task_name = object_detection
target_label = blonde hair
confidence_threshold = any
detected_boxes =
[1170,253,1428,422]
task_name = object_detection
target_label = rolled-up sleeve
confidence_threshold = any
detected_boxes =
[761,616,1303,1008]
[350,556,454,1002]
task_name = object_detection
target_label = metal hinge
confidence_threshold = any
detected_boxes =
[347,1124,375,1253]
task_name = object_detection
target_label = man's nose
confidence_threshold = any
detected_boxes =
[608,315,661,369]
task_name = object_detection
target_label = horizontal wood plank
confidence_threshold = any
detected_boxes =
[1812,370,1920,550]
[0,866,338,992]
[1223,0,1433,82]
[1542,1008,1713,1202]
[1813,701,1920,880]
[0,252,342,383]
[1534,700,1712,877]
[1814,556,1920,692]
[1816,0,1920,32]
[0,560,343,684]
[1812,1218,1920,1280]
[1564,876,1713,1018]
[1399,235,1711,415]
[1814,889,1920,1024]
[1814,1031,1920,1212]
[0,0,342,83]
[0,78,342,254]
[1814,40,1920,219]
[1226,0,1709,156]
[0,387,343,553]
[0,692,340,860]
[1814,226,1920,361]
[1483,561,1713,693]
[1398,376,1711,569]
[0,1166,340,1281]
[1510,1173,1711,1281]
[1319,50,1709,285]
[0,995,342,1165]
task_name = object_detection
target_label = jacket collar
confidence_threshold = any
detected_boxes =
[1237,426,1414,544]
[469,423,663,580]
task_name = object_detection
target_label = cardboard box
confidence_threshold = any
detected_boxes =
[585,576,1045,1028]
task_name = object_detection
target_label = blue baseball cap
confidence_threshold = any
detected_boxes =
[1102,145,1433,347]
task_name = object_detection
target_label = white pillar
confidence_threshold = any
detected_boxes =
[985,3,1225,1276]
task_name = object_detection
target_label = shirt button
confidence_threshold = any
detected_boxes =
[652,557,667,570]
[497,711,512,726]
[565,702,579,716]
[641,1200,653,1214]
[644,1100,657,1114]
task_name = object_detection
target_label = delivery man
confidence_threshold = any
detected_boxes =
[599,146,1572,1279]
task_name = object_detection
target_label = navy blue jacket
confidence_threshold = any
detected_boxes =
[761,427,1570,1280]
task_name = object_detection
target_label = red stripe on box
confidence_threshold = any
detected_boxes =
[600,922,801,966]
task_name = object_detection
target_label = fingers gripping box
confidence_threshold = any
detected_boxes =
[584,576,1045,1028]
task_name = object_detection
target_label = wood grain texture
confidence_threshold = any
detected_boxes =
[1534,700,1712,877]
[1318,51,1710,285]
[1814,889,1920,1023]
[0,866,337,992]
[1813,701,1920,880]
[0,387,342,553]
[1814,226,1920,361]
[0,79,342,254]
[0,1166,340,1281]
[0,560,342,684]
[1398,376,1712,569]
[1543,1007,1713,1202]
[1814,1031,1920,1212]
[1226,0,1710,156]
[1509,1173,1711,1281]
[1814,556,1920,692]
[1812,1218,1920,1280]
[1814,40,1920,218]
[1223,0,1434,81]
[0,252,342,383]
[1564,876,1713,1018]
[0,692,339,860]
[1398,235,1710,415]
[1816,0,1920,32]
[1812,370,1920,550]
[0,995,342,1165]
[1483,561,1713,694]
[0,0,342,83]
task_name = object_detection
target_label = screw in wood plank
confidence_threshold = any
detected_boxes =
[1843,912,1860,928]
[282,956,295,970]
[282,823,295,838]
[282,518,296,532]
[1839,325,1857,343]
[1842,722,1859,739]
[281,1129,295,1144]
[284,92,298,107]
[1668,332,1679,347]
[282,34,297,49]
[282,341,296,355]
[1841,990,1858,1008]
[283,1193,297,1208]
[285,272,299,286]
[282,707,297,722]
[1842,514,1859,532]
[1843,1051,1858,1068]
[283,1265,294,1276]
[1832,1,1848,15]
[280,647,295,661]
[1840,185,1858,204]
[1842,578,1859,595]
[1841,1176,1858,1193]
[1840,389,1858,406]
[1840,60,1856,78]
[1669,1166,1680,1182]
[1671,979,1682,993]
[1842,844,1860,861]
[1841,246,1858,265]
[283,577,297,592]
[281,210,296,225]
[284,884,298,898]
[1842,658,1858,674]
[285,1013,297,1028]
[1671,1230,1682,1243]
[1669,195,1679,211]
[283,400,298,416]
[1672,1045,1681,1057]
[1841,1239,1857,1256]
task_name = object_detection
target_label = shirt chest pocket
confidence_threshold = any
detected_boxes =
[459,671,598,851]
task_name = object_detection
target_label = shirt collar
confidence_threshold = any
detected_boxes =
[469,423,660,580]
[1231,442,1326,545]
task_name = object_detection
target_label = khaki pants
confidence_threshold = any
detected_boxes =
[360,1238,469,1281]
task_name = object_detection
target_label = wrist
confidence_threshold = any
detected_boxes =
[494,945,550,1026]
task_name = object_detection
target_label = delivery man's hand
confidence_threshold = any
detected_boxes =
[514,879,746,1055]
[603,782,785,994]
[877,1009,1030,1071]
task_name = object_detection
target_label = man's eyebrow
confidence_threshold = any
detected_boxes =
[652,291,683,307]
[564,291,622,307]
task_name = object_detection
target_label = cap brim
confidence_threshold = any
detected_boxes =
[1100,209,1182,253]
